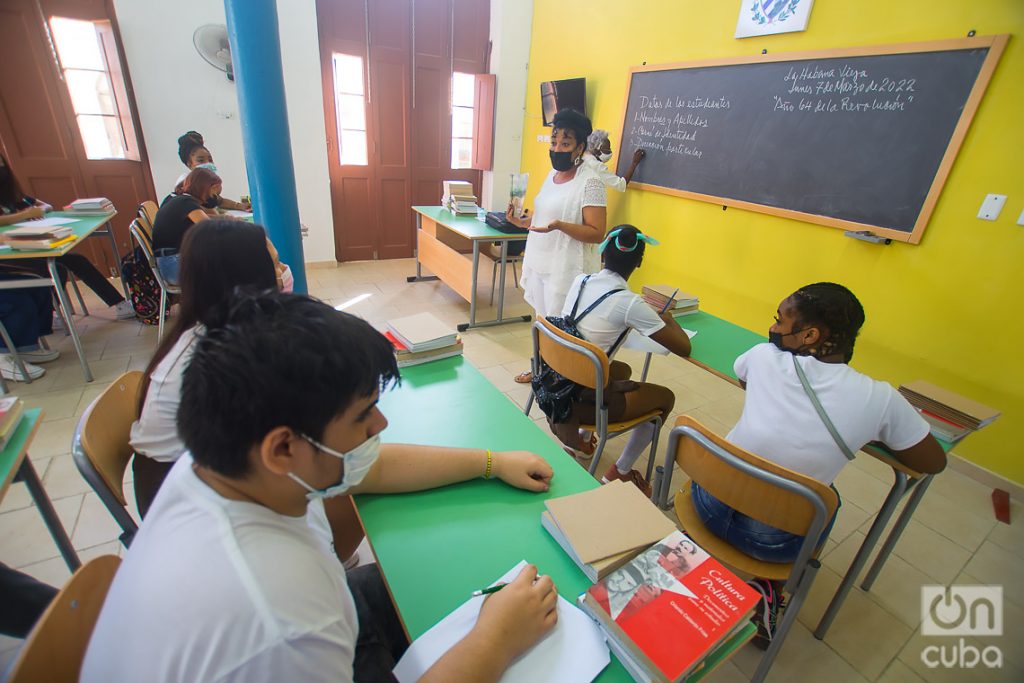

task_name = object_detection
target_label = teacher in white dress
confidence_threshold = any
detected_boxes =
[506,109,607,383]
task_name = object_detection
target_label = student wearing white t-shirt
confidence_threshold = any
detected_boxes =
[690,283,945,648]
[582,129,646,192]
[82,291,558,683]
[553,226,693,495]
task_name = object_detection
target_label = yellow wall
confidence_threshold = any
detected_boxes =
[520,1,1024,484]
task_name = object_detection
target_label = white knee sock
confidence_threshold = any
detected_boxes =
[615,422,656,474]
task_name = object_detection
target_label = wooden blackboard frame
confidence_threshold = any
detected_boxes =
[618,35,1008,244]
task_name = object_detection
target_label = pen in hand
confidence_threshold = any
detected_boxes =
[471,583,507,597]
[660,288,680,315]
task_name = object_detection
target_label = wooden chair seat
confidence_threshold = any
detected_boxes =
[580,409,664,435]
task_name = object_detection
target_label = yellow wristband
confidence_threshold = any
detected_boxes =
[484,450,493,479]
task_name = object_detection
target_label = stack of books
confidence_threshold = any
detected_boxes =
[898,380,1000,443]
[578,529,759,682]
[642,285,699,315]
[0,396,25,451]
[2,225,75,250]
[385,312,463,368]
[442,180,479,215]
[542,479,678,582]
[63,197,114,215]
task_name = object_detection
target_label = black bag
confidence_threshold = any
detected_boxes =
[485,211,529,235]
[531,276,630,423]
[120,247,168,326]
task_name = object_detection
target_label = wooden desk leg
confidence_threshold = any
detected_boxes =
[16,456,81,572]
[407,213,439,284]
[860,475,933,591]
[814,469,909,640]
[48,258,92,382]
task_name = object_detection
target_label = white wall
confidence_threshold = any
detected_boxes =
[111,0,336,262]
[481,0,533,212]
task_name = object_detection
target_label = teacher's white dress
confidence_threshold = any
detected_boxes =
[520,166,607,318]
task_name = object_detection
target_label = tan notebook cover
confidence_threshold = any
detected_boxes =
[545,480,677,564]
[387,313,455,347]
[643,285,698,302]
[901,380,1000,423]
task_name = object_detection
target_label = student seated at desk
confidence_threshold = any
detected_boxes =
[0,283,58,380]
[0,154,135,320]
[553,225,692,495]
[83,290,558,683]
[583,129,645,192]
[691,283,945,645]
[175,131,251,211]
[152,167,221,284]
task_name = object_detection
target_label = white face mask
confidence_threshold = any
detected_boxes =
[288,433,381,500]
[597,151,612,163]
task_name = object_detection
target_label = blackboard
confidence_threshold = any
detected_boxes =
[616,36,1007,243]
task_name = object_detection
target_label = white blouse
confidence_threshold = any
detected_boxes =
[520,166,607,317]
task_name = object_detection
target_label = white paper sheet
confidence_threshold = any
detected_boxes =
[224,210,253,218]
[622,328,697,355]
[11,216,78,228]
[393,560,610,683]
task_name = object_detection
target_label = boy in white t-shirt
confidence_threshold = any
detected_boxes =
[552,225,693,495]
[690,283,945,646]
[81,292,559,683]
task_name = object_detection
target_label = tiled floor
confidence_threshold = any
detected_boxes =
[0,258,1019,681]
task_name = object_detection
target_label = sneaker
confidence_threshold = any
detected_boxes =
[601,464,652,497]
[0,355,45,381]
[113,300,137,320]
[19,348,59,364]
[748,579,783,650]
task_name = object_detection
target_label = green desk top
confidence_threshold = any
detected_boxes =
[675,310,766,382]
[0,212,115,259]
[362,356,631,681]
[0,408,42,502]
[412,205,526,242]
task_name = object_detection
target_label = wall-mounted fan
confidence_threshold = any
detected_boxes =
[193,24,234,81]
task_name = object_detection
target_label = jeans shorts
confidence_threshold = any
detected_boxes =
[690,481,838,563]
[154,250,180,286]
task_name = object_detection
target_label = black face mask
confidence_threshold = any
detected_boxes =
[768,328,811,354]
[549,150,576,172]
[203,195,220,209]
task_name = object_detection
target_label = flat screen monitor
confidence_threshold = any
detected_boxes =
[540,78,586,126]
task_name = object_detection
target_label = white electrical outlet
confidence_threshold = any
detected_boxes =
[977,193,1007,221]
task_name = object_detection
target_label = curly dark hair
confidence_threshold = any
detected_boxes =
[790,282,865,362]
[177,131,206,165]
[551,108,593,150]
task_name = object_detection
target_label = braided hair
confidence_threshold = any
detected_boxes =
[790,282,865,362]
[177,131,206,165]
[602,224,645,276]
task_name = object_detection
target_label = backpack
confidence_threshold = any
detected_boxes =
[120,247,168,326]
[531,276,630,423]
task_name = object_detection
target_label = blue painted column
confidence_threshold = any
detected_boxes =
[223,0,308,293]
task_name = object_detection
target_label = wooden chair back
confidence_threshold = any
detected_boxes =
[137,201,158,233]
[7,555,121,683]
[671,415,839,536]
[534,317,609,390]
[77,372,143,507]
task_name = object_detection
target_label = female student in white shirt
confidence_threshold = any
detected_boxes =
[552,225,693,495]
[582,129,646,192]
[691,282,945,646]
[82,291,558,683]
[505,109,607,384]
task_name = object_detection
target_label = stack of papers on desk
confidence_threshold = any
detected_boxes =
[542,480,678,582]
[2,225,75,250]
[898,380,1000,442]
[642,285,699,315]
[63,197,114,215]
[386,312,463,367]
[394,560,610,683]
[9,216,77,228]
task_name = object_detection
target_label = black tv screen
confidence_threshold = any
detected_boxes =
[541,78,586,126]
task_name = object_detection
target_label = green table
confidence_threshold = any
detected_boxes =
[643,309,954,641]
[0,409,80,571]
[361,357,751,681]
[0,211,122,382]
[409,207,530,332]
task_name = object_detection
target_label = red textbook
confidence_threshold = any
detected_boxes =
[580,530,758,682]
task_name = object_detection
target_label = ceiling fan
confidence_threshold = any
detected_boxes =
[193,24,234,81]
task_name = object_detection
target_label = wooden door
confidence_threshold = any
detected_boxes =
[0,0,154,276]
[316,0,488,262]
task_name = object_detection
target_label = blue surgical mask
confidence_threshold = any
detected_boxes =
[196,162,218,174]
[288,433,381,500]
